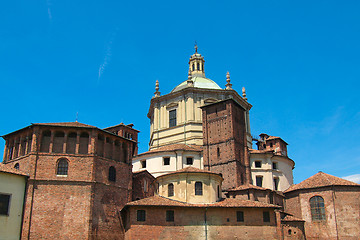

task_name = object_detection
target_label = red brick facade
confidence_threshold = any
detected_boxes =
[202,99,250,190]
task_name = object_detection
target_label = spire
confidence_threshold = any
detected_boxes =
[225,71,232,90]
[242,87,247,101]
[187,68,194,86]
[154,80,160,98]
[188,43,205,77]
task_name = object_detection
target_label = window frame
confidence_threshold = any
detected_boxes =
[263,211,270,222]
[310,196,326,221]
[236,211,244,222]
[272,162,278,170]
[195,181,203,196]
[255,161,262,168]
[163,157,170,166]
[137,210,146,222]
[168,183,174,197]
[56,158,69,176]
[169,109,177,127]
[166,210,174,222]
[186,157,193,165]
[0,194,11,216]
[256,176,263,187]
[140,160,146,168]
[108,166,116,182]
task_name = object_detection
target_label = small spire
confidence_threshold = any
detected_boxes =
[187,68,194,87]
[75,112,78,122]
[225,71,232,90]
[154,80,160,98]
[242,87,247,101]
[194,41,198,53]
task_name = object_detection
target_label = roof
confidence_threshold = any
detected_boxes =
[284,171,360,193]
[133,170,155,179]
[227,183,270,191]
[281,215,305,222]
[126,195,280,208]
[103,123,140,132]
[34,122,97,128]
[0,163,28,176]
[249,149,274,154]
[171,76,222,93]
[136,144,202,157]
[157,166,223,179]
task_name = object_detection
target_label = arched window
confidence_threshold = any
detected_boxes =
[195,181,203,196]
[168,183,174,197]
[108,166,116,182]
[40,130,51,152]
[66,132,77,154]
[310,196,326,221]
[192,63,195,71]
[56,158,68,176]
[53,131,65,153]
[197,62,200,70]
[14,163,19,170]
[79,132,89,154]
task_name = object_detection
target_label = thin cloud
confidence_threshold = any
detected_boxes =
[98,28,119,83]
[46,0,52,21]
[342,174,360,184]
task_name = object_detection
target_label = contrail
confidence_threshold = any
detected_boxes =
[98,28,119,83]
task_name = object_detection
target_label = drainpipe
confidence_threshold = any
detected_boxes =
[204,207,208,240]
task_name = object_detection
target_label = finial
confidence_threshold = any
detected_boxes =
[194,41,198,53]
[242,87,247,101]
[225,71,232,90]
[154,80,160,97]
[187,68,194,86]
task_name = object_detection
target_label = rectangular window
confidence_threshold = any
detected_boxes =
[141,160,146,168]
[169,110,177,127]
[272,162,278,170]
[195,182,203,196]
[256,176,263,187]
[255,161,261,168]
[263,211,270,222]
[0,194,11,215]
[166,210,174,222]
[137,210,146,222]
[236,211,244,222]
[273,178,279,191]
[186,157,193,165]
[163,157,170,165]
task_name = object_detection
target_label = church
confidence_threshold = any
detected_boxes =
[1,46,359,240]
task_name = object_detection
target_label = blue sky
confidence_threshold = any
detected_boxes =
[1,0,359,184]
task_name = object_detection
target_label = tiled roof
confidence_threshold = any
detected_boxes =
[282,215,305,222]
[126,195,280,208]
[34,122,97,128]
[227,183,269,191]
[157,167,222,178]
[284,171,360,193]
[0,163,28,176]
[137,144,202,157]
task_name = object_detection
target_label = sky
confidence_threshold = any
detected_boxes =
[1,0,359,184]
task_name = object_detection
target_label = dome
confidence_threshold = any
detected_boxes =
[171,76,222,93]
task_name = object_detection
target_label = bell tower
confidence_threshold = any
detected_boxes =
[188,43,205,77]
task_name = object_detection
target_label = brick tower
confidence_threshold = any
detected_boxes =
[201,99,251,191]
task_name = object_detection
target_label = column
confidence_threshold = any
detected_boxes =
[3,143,8,162]
[89,130,96,155]
[31,128,39,152]
[75,132,80,154]
[63,132,68,153]
[49,131,55,153]
[112,140,116,160]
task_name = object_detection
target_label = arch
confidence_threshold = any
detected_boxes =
[20,138,26,156]
[197,62,200,70]
[97,134,104,157]
[14,163,19,170]
[26,136,32,154]
[195,181,203,195]
[310,196,326,221]
[66,132,77,154]
[79,132,89,154]
[105,137,113,159]
[114,140,121,161]
[168,183,174,197]
[40,130,51,152]
[192,63,195,71]
[56,158,69,176]
[108,166,116,182]
[53,131,65,153]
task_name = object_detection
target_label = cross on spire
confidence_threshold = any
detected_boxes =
[194,41,198,53]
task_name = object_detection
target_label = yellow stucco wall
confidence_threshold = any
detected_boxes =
[0,172,26,240]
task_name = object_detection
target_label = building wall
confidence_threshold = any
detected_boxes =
[132,151,203,177]
[250,153,294,191]
[0,172,27,240]
[157,173,222,204]
[285,187,360,240]
[132,172,156,201]
[125,206,278,240]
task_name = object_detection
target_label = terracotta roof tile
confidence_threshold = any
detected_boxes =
[157,167,222,178]
[282,215,305,222]
[284,172,360,193]
[126,196,280,208]
[228,183,269,191]
[0,163,28,176]
[34,122,96,128]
